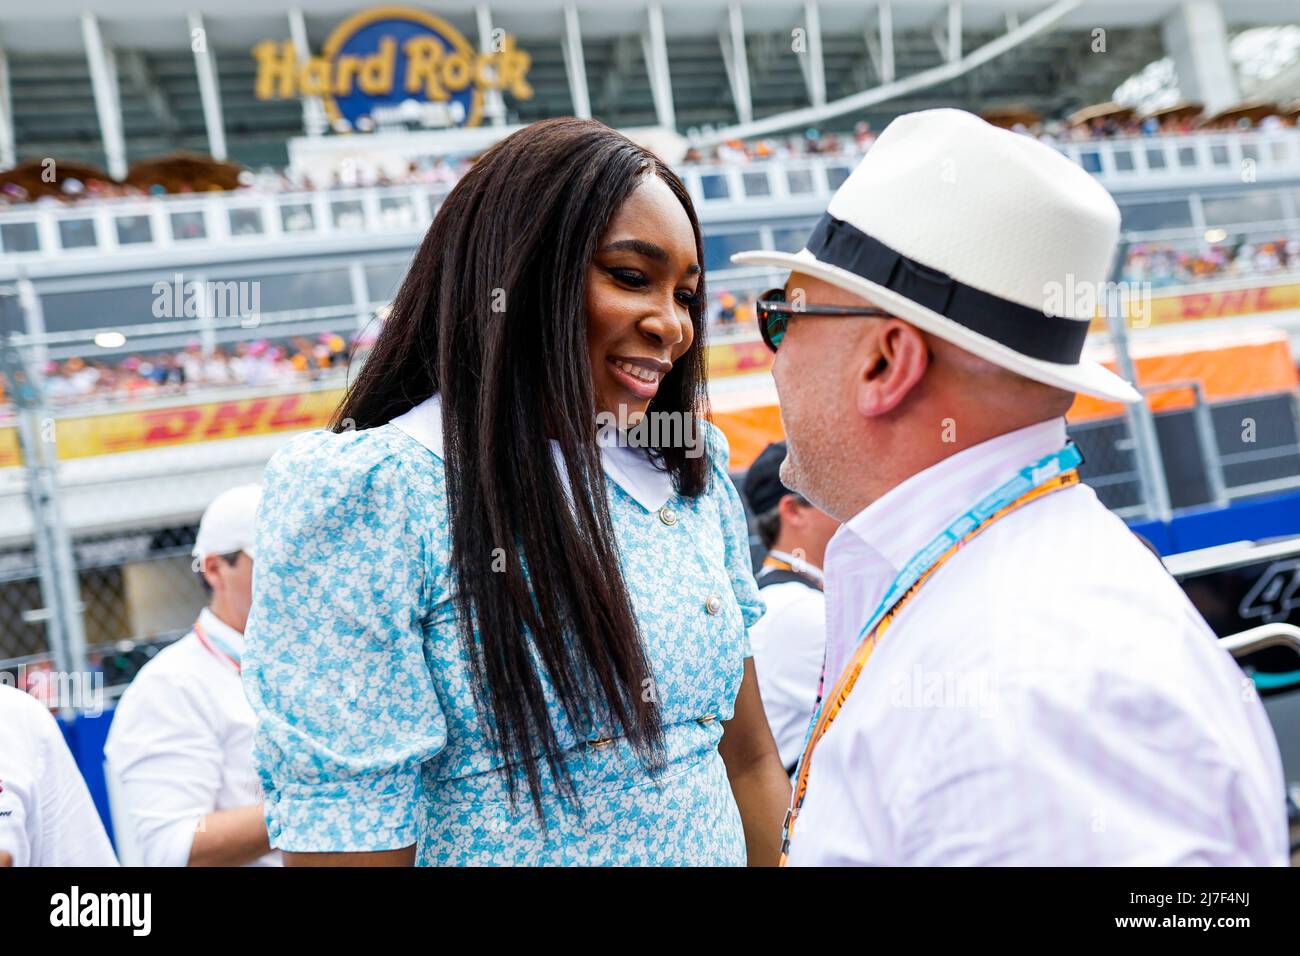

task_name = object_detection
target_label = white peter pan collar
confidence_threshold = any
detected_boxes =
[390,393,677,513]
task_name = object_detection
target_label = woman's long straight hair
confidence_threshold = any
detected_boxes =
[333,118,711,816]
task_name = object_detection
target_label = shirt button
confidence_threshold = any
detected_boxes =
[696,713,717,724]
[658,505,678,526]
[587,736,614,750]
[705,595,721,615]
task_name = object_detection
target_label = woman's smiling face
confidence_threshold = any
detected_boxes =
[586,174,700,422]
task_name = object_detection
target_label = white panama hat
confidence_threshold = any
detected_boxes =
[731,108,1141,404]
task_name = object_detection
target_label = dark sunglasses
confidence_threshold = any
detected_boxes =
[755,287,894,352]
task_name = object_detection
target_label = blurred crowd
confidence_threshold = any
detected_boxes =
[1034,112,1293,144]
[0,158,473,209]
[683,124,873,164]
[0,336,351,411]
[1121,235,1300,286]
[4,107,1296,207]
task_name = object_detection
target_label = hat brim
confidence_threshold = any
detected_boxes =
[731,248,1142,405]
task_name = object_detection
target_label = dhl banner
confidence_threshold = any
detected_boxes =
[3,333,1289,471]
[1108,279,1300,329]
[706,338,773,378]
[0,341,772,468]
[0,390,346,468]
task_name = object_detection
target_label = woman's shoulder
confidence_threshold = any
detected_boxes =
[268,423,437,482]
[262,424,446,520]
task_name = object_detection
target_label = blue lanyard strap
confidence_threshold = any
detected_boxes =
[195,618,242,667]
[852,442,1083,648]
[780,442,1084,861]
[791,442,1084,786]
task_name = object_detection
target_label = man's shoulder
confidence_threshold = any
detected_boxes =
[0,684,60,754]
[751,578,825,636]
[956,484,1188,616]
[110,634,218,720]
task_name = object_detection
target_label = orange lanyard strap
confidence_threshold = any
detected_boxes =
[779,468,1080,864]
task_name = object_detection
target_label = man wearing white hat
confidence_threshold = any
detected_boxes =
[104,484,280,867]
[734,109,1288,866]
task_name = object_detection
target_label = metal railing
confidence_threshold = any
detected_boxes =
[4,129,1299,265]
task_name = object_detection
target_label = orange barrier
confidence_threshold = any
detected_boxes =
[711,403,785,473]
[1068,328,1298,423]
[709,329,1299,470]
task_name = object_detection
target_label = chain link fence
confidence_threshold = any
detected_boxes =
[0,281,378,693]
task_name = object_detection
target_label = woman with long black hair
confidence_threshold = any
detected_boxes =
[243,118,790,866]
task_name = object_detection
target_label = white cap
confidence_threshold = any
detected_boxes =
[192,484,262,562]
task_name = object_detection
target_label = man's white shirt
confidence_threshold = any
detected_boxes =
[0,685,118,866]
[104,608,281,867]
[787,418,1289,866]
[750,551,826,774]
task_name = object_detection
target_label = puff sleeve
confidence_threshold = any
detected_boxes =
[243,428,448,853]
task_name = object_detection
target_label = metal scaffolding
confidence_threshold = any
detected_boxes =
[0,288,88,679]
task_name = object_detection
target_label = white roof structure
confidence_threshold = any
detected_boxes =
[0,0,1293,174]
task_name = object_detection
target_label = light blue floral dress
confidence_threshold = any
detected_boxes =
[243,396,764,866]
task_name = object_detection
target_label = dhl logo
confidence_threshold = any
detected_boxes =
[253,6,532,130]
[1105,281,1300,327]
[0,391,345,467]
[705,340,774,377]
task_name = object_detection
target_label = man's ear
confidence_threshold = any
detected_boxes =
[777,493,806,528]
[854,319,928,418]
[200,553,223,591]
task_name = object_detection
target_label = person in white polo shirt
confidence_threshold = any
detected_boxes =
[104,484,280,867]
[733,108,1288,865]
[0,684,118,867]
[742,441,839,777]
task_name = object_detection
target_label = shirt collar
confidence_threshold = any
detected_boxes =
[828,417,1070,576]
[390,393,676,513]
[198,607,245,658]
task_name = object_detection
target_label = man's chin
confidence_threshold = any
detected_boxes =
[778,451,802,495]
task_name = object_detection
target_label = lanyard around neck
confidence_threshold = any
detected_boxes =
[194,618,242,673]
[779,442,1084,864]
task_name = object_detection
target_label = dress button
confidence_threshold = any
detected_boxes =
[696,713,717,724]
[705,595,721,615]
[658,505,678,526]
[587,736,614,750]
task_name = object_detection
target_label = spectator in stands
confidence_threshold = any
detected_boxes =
[742,441,840,777]
[104,484,280,867]
[1120,233,1300,284]
[0,683,118,866]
